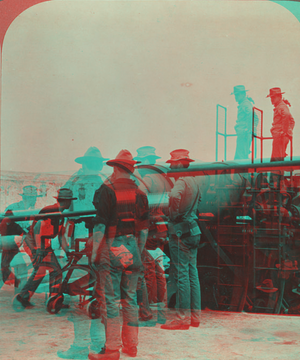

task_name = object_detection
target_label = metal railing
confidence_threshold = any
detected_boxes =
[251,107,293,163]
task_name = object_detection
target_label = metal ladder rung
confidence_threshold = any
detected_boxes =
[254,267,280,271]
[254,247,279,251]
[217,264,244,268]
[218,244,246,247]
[254,306,275,310]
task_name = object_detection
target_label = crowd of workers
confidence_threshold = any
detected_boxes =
[0,85,296,360]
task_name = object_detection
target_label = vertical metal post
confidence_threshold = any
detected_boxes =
[290,137,293,161]
[216,105,219,162]
[261,110,263,163]
[224,107,227,161]
[252,108,255,164]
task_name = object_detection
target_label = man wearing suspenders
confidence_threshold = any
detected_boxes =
[161,149,202,330]
[90,150,149,360]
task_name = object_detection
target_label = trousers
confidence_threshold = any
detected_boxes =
[169,234,201,325]
[271,135,290,162]
[19,249,62,300]
[94,265,140,351]
[234,133,252,160]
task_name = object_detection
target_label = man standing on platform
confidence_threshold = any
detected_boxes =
[231,85,258,161]
[267,87,295,162]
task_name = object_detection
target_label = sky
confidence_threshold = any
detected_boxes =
[1,0,300,173]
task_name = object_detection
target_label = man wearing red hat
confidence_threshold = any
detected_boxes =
[90,150,149,360]
[161,149,201,331]
[14,188,76,309]
[267,87,295,162]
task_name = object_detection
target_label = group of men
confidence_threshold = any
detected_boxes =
[0,146,202,360]
[232,86,295,162]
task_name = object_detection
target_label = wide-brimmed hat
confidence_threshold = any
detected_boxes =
[19,185,42,197]
[256,279,278,293]
[266,87,285,98]
[75,147,109,164]
[54,188,77,201]
[134,146,161,161]
[230,85,249,95]
[107,150,141,173]
[166,149,195,163]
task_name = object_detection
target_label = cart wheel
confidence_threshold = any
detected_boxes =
[47,294,64,314]
[87,299,100,319]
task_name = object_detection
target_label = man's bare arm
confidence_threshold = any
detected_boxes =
[91,223,106,263]
[138,228,148,253]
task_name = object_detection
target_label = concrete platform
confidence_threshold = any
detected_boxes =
[1,285,300,360]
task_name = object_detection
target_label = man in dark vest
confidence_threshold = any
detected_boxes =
[90,150,149,360]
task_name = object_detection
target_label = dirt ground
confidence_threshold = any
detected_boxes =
[1,284,300,360]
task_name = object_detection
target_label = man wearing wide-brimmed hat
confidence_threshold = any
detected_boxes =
[134,146,161,165]
[15,188,76,309]
[161,149,201,331]
[0,185,41,289]
[231,85,258,160]
[64,147,109,244]
[267,87,295,162]
[90,150,149,360]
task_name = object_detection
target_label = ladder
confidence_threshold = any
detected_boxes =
[216,104,236,161]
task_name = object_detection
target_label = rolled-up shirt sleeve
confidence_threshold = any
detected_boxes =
[169,179,185,222]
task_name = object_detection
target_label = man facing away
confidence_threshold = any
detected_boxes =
[14,188,76,309]
[90,150,149,360]
[161,149,202,331]
[231,85,258,161]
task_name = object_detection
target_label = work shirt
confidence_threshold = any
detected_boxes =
[93,178,149,237]
[234,97,258,135]
[270,100,295,138]
[31,204,64,250]
[169,176,201,224]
